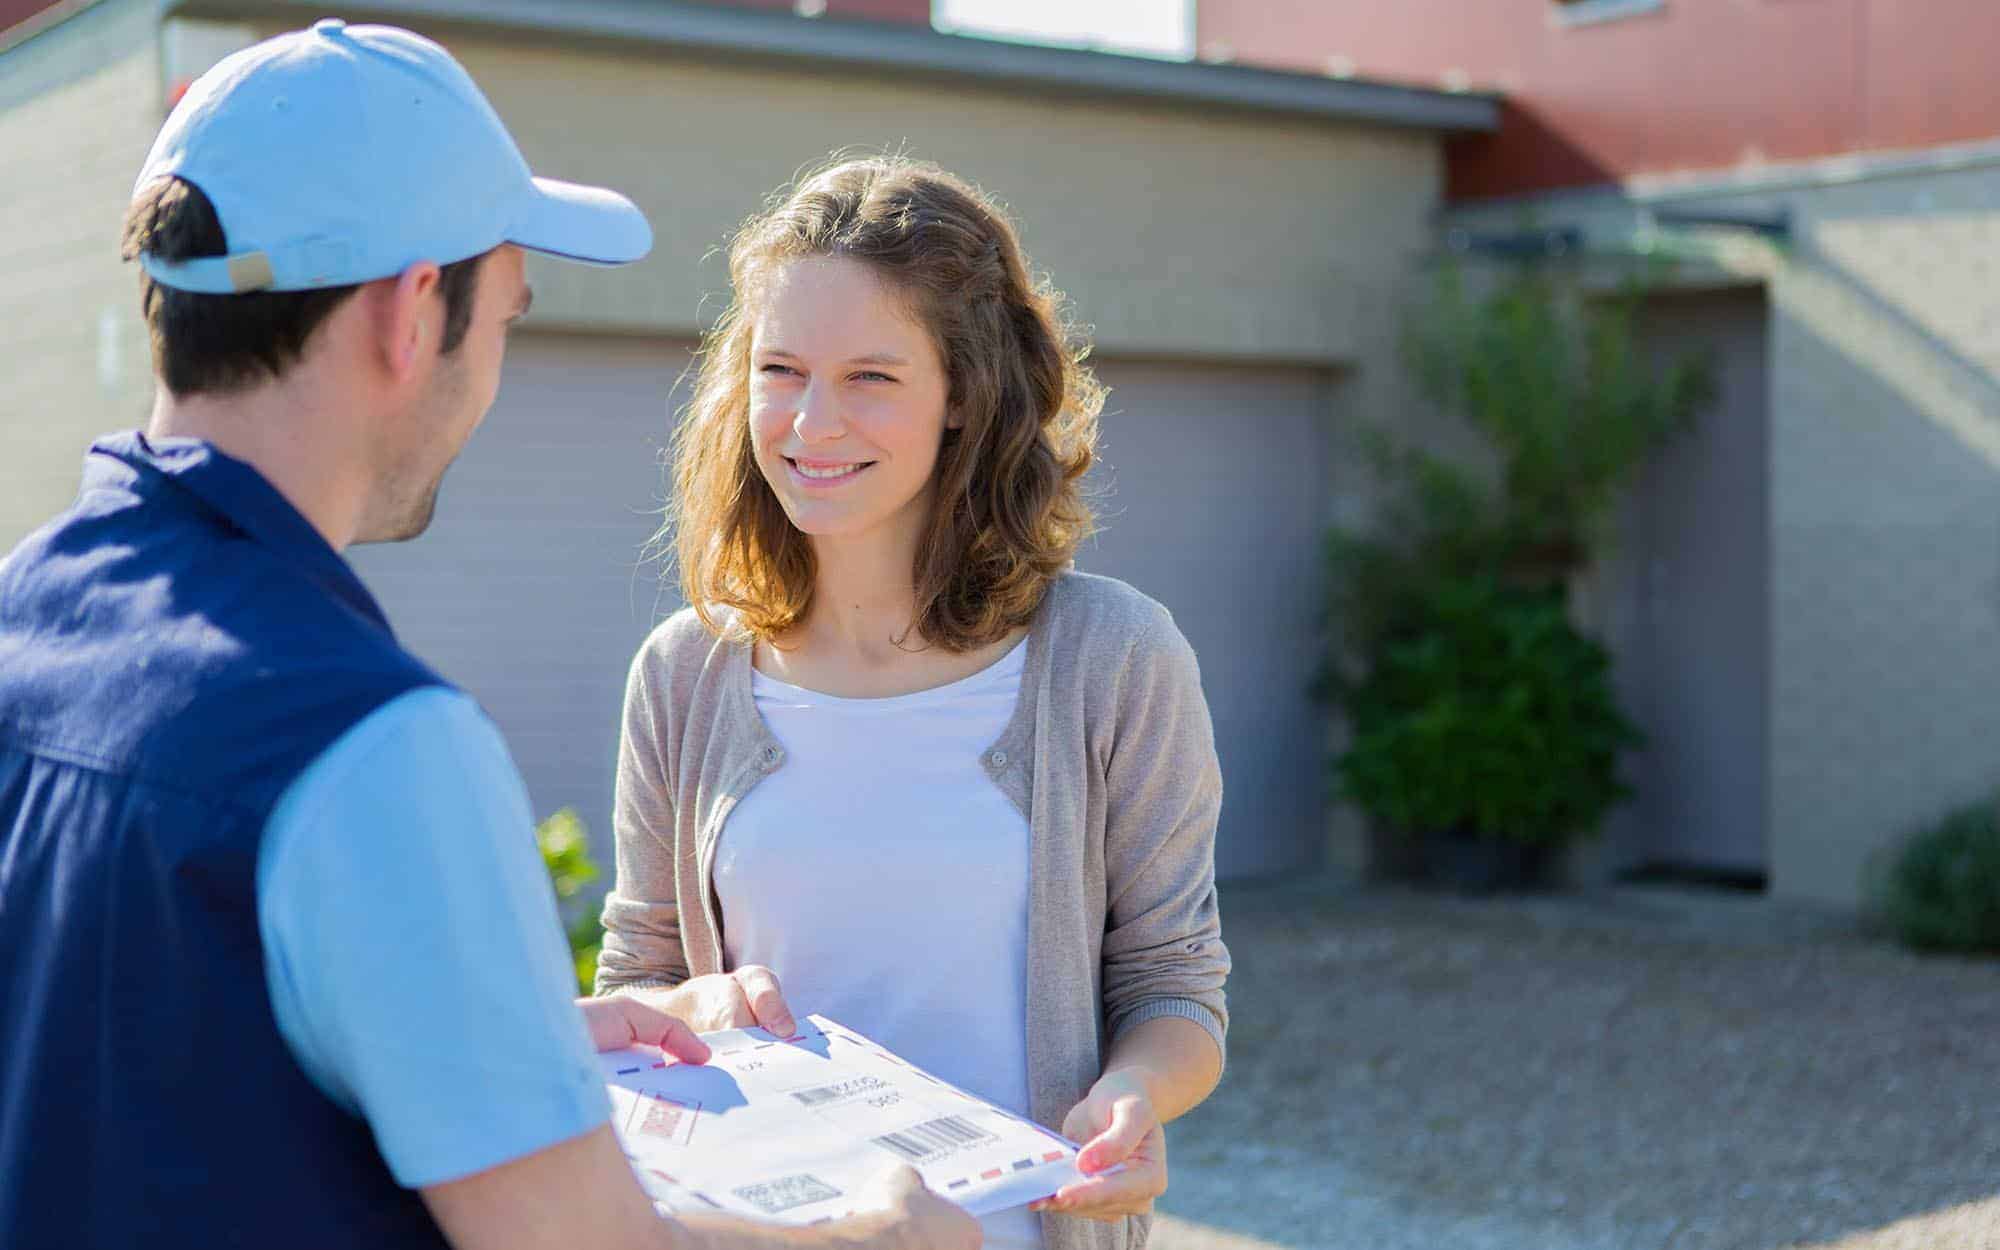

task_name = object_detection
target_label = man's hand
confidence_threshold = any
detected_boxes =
[832,1166,982,1250]
[1032,1073,1166,1222]
[576,994,712,1063]
[619,967,797,1038]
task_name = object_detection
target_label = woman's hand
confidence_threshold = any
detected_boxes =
[1033,1071,1168,1222]
[619,965,799,1038]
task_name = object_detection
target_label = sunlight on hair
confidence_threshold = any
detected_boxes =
[666,155,1103,653]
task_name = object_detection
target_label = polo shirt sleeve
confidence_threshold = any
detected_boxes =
[256,686,611,1188]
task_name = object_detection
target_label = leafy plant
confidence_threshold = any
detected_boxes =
[1869,799,2000,955]
[1317,255,1714,871]
[1403,260,1716,569]
[538,808,605,993]
[1319,258,1716,691]
[1336,576,1641,848]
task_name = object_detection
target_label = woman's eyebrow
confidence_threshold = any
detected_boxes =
[754,347,911,367]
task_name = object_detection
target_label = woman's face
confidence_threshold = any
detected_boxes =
[747,256,955,550]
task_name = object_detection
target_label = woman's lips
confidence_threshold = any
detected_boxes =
[785,456,874,487]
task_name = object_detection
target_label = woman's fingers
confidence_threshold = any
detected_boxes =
[1032,1142,1165,1220]
[1058,1101,1096,1147]
[1036,1093,1168,1221]
[1079,1094,1151,1173]
[731,964,797,1037]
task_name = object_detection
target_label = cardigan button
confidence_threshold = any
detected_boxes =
[988,750,1008,768]
[761,745,781,767]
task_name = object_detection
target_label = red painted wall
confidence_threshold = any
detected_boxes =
[0,0,62,37]
[1196,0,2000,199]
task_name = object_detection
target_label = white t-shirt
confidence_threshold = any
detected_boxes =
[715,637,1041,1250]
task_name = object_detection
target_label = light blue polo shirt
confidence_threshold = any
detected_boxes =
[256,686,611,1187]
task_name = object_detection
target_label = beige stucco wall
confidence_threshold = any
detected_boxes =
[325,27,1444,369]
[1447,148,2000,907]
[0,9,1444,556]
[0,0,161,549]
[1,9,1447,879]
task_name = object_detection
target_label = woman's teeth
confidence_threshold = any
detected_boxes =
[794,461,865,479]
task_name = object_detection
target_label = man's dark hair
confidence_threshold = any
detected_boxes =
[120,178,487,398]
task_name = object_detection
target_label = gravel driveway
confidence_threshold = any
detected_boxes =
[1148,875,2000,1250]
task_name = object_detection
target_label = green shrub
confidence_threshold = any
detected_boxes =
[537,808,606,993]
[1317,258,1715,693]
[1336,576,1641,848]
[1871,799,2000,955]
[1400,261,1715,573]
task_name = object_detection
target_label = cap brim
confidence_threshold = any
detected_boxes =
[507,177,653,266]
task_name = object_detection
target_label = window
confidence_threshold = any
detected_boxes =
[1552,0,1666,26]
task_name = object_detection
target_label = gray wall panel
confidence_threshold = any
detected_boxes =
[1081,360,1339,880]
[356,341,1337,883]
[350,334,695,853]
[1598,289,1772,879]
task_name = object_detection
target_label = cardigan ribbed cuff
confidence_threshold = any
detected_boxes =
[595,977,681,997]
[1110,996,1227,1073]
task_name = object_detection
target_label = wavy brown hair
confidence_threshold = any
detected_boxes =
[669,156,1102,651]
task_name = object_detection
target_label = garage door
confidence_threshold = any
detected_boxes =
[1599,289,1771,881]
[355,340,1338,881]
[349,334,696,852]
[1082,360,1338,878]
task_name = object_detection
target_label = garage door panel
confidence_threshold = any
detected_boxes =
[1083,361,1337,878]
[355,342,1338,882]
[350,334,694,851]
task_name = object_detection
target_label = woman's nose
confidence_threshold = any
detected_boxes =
[793,380,844,441]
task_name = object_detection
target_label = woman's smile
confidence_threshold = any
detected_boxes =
[784,456,877,487]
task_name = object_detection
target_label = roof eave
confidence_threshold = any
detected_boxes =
[157,0,1501,134]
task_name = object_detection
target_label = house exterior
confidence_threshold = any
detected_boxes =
[1200,0,2000,905]
[0,0,1495,880]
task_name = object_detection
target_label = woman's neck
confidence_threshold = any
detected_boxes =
[761,518,1030,699]
[800,528,925,663]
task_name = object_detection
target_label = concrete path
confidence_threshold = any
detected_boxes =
[1147,876,2000,1250]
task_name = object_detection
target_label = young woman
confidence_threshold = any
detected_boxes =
[596,156,1230,1250]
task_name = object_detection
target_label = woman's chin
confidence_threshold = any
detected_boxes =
[779,504,873,540]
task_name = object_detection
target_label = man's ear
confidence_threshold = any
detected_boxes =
[371,261,444,380]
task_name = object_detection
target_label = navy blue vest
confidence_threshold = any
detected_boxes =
[0,433,452,1248]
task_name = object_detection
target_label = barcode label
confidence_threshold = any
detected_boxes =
[790,1076,887,1107]
[732,1173,840,1215]
[871,1115,996,1162]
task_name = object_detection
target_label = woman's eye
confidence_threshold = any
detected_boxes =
[758,363,800,377]
[853,371,894,383]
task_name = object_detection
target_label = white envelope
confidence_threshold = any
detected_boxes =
[600,1014,1094,1224]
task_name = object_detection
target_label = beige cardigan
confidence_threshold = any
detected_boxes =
[596,571,1231,1250]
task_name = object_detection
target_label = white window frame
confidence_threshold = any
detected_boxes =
[1552,0,1667,27]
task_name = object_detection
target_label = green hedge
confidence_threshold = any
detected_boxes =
[1871,799,2000,955]
[1337,576,1640,848]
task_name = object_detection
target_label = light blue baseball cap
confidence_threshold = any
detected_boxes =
[133,18,651,294]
